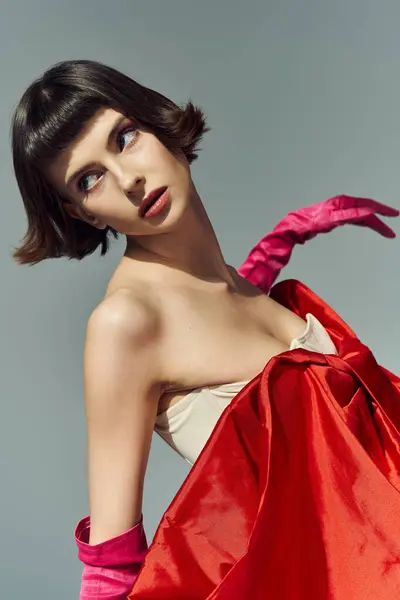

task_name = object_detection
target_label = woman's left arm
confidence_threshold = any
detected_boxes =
[238,195,399,293]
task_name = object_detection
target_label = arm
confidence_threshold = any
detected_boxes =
[238,195,399,293]
[75,291,161,599]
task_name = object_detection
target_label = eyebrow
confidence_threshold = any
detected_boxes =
[66,114,127,188]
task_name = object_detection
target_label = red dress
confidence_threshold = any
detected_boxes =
[127,279,400,599]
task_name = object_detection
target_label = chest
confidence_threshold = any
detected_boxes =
[158,289,305,408]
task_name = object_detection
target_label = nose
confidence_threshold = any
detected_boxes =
[120,172,144,197]
[115,162,144,198]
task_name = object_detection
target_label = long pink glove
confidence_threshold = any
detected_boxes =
[238,195,399,293]
[75,516,147,600]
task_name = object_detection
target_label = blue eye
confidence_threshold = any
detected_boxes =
[117,127,137,151]
[79,173,99,192]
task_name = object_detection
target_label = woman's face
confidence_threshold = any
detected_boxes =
[48,108,193,236]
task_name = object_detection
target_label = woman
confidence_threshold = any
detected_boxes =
[12,60,400,599]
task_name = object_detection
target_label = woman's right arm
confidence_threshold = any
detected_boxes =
[75,290,162,599]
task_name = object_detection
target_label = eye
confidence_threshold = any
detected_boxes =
[78,172,100,193]
[117,125,139,151]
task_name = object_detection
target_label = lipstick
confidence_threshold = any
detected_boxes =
[139,187,170,219]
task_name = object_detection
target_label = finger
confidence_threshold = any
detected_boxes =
[333,206,378,224]
[357,214,396,238]
[362,199,399,217]
[335,195,400,217]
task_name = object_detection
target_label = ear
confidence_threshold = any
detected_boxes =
[64,202,107,230]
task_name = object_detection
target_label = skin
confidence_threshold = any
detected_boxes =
[49,108,307,545]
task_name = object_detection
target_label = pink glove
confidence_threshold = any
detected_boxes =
[238,195,399,293]
[75,515,148,600]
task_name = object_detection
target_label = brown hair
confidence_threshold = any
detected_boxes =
[12,59,209,265]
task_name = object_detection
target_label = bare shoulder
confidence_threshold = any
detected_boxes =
[87,286,161,345]
[83,286,164,427]
[84,286,163,393]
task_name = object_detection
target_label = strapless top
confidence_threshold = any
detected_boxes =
[155,313,337,465]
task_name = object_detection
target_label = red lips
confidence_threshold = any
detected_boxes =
[139,186,168,217]
[139,186,169,218]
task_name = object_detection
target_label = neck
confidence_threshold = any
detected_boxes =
[125,190,236,287]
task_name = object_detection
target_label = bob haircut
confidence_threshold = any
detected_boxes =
[12,60,209,265]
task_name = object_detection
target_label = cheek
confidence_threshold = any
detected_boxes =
[147,135,188,173]
[84,183,122,218]
[165,150,190,181]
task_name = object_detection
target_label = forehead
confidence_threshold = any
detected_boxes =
[47,108,123,192]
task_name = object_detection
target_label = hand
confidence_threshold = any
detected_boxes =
[293,195,399,241]
[238,195,399,293]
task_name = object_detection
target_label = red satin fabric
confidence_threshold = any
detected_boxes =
[128,279,400,599]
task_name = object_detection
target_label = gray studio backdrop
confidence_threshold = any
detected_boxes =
[1,1,399,598]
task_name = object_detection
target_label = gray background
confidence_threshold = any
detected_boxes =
[1,1,399,598]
